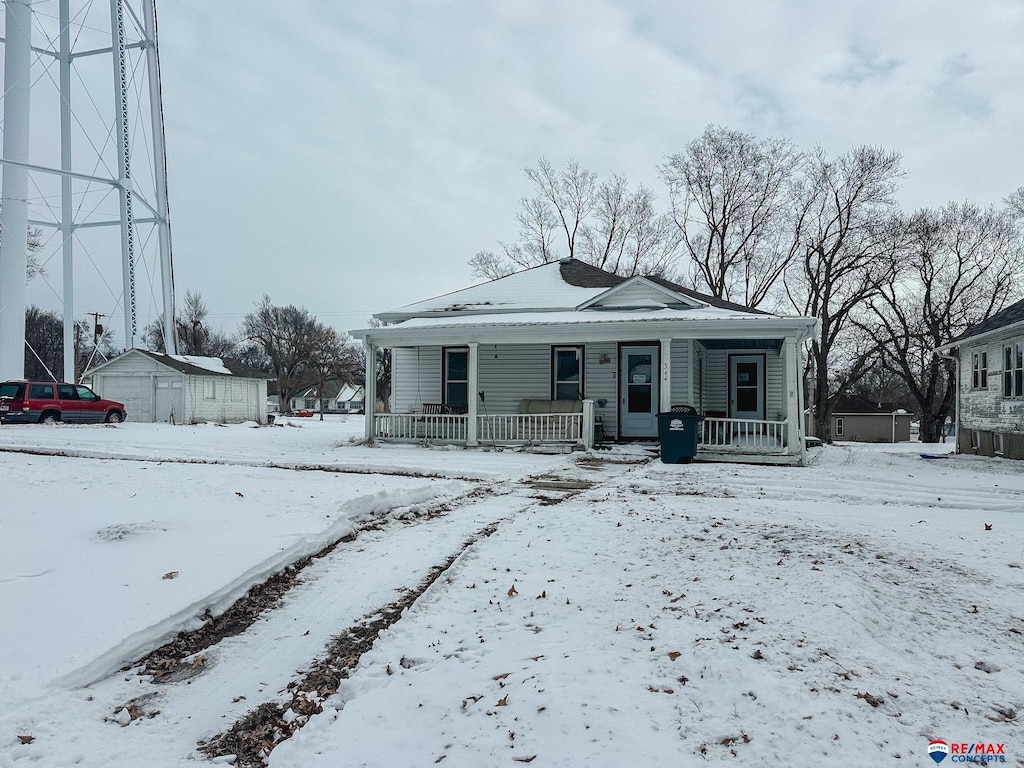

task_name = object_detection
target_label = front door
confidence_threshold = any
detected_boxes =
[620,345,659,438]
[729,354,765,421]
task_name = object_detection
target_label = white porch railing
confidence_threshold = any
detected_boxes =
[698,417,788,451]
[477,413,583,443]
[373,411,587,446]
[375,413,468,442]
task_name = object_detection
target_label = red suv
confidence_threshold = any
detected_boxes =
[0,380,127,424]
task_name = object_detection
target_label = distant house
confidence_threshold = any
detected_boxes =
[287,381,364,414]
[85,349,271,424]
[827,394,911,443]
[352,259,819,465]
[936,297,1024,459]
[335,384,364,414]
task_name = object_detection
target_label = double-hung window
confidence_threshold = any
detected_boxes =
[552,346,584,401]
[443,347,469,407]
[835,416,845,437]
[1004,343,1024,398]
[972,351,987,389]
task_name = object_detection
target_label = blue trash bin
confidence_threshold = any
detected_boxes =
[657,406,703,464]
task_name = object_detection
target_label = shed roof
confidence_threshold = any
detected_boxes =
[87,349,272,379]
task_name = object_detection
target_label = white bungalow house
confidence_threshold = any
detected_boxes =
[352,259,818,465]
[288,382,365,414]
[936,296,1024,459]
[85,349,271,424]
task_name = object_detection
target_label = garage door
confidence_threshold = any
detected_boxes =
[99,375,153,423]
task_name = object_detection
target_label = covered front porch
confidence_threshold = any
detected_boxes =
[360,331,809,466]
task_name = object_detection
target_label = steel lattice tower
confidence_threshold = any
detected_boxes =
[0,0,177,382]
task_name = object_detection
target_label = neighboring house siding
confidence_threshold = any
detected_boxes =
[959,338,1024,434]
[833,414,911,443]
[957,335,1024,458]
[392,347,442,412]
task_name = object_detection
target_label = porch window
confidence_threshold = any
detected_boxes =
[1004,343,1023,398]
[972,351,987,389]
[552,346,584,400]
[835,417,844,437]
[443,347,469,407]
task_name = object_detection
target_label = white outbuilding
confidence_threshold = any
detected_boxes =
[85,349,271,424]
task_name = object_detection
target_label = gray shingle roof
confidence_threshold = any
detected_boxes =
[138,350,272,379]
[558,259,762,314]
[945,297,1024,345]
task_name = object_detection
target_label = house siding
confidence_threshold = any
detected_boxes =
[702,347,785,418]
[959,337,1024,436]
[392,346,442,412]
[478,344,551,412]
[594,282,674,307]
[833,414,911,443]
[586,342,618,438]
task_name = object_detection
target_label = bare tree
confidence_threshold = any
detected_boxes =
[661,125,802,307]
[470,158,682,280]
[869,202,1023,442]
[784,146,906,442]
[307,327,345,420]
[242,295,322,414]
[142,289,237,357]
[24,306,63,380]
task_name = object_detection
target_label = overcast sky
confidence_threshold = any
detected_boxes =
[145,0,1024,336]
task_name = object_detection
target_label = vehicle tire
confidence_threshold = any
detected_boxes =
[39,411,60,425]
[106,410,124,424]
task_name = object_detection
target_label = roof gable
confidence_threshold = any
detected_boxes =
[578,276,706,311]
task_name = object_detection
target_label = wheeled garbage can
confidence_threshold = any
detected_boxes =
[656,405,704,464]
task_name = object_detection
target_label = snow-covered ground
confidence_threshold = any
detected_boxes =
[1,424,1022,767]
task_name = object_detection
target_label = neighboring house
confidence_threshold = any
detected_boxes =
[287,382,364,414]
[289,380,343,413]
[351,259,818,465]
[335,384,365,414]
[936,297,1024,459]
[827,394,911,443]
[85,349,271,424]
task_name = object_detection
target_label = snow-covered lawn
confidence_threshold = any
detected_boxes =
[1,426,1022,767]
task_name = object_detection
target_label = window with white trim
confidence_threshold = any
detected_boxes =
[443,347,469,407]
[1004,343,1024,398]
[204,379,216,400]
[972,351,988,389]
[993,432,1004,455]
[835,416,845,437]
[552,346,584,401]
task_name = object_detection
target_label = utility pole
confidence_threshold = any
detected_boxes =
[87,312,106,343]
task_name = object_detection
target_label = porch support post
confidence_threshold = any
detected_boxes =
[784,337,802,463]
[659,337,672,412]
[582,398,595,449]
[467,342,479,446]
[687,340,695,407]
[364,341,377,441]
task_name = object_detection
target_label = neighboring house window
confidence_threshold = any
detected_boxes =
[552,346,584,400]
[835,416,844,437]
[204,379,216,400]
[443,347,469,407]
[971,430,981,450]
[972,352,987,389]
[993,432,1004,455]
[1005,343,1024,398]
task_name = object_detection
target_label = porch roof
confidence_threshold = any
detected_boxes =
[354,307,816,347]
